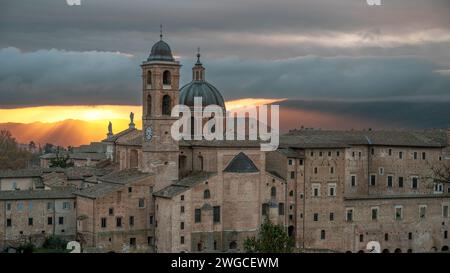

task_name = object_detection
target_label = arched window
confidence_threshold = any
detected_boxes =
[162,95,171,115]
[382,249,390,253]
[229,241,237,250]
[203,189,210,199]
[147,94,152,116]
[394,248,402,253]
[289,190,294,197]
[442,246,449,252]
[271,187,276,198]
[163,70,171,85]
[147,71,152,85]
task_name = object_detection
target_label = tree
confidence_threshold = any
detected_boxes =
[0,130,32,170]
[431,163,450,185]
[49,152,74,168]
[244,219,294,253]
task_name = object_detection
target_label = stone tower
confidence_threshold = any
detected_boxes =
[141,30,180,190]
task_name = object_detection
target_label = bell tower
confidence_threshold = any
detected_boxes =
[141,29,180,190]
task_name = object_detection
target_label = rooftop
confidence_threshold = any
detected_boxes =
[153,172,216,199]
[0,188,76,200]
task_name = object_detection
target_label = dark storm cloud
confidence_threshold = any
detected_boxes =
[0,0,450,108]
[1,47,449,107]
[0,47,141,107]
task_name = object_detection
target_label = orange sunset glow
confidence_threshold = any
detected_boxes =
[0,98,286,147]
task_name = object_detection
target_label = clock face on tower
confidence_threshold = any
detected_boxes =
[145,126,153,141]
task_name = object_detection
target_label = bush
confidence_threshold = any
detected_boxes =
[43,235,68,250]
[17,243,35,253]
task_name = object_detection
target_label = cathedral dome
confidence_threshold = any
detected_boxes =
[179,81,225,109]
[147,40,174,62]
[179,50,225,109]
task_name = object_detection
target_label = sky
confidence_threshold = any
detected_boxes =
[0,0,449,133]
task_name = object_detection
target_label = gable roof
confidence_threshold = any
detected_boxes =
[223,152,259,173]
[74,183,123,199]
[153,172,216,199]
[98,168,153,184]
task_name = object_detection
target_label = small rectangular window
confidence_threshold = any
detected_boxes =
[336,151,340,157]
[346,209,353,222]
[195,209,201,223]
[181,206,185,213]
[443,205,449,218]
[130,238,136,247]
[422,152,426,160]
[329,212,334,221]
[395,206,403,220]
[213,206,221,223]
[290,171,295,179]
[116,217,122,227]
[299,159,304,165]
[180,195,184,201]
[351,175,356,187]
[129,216,134,226]
[313,213,319,221]
[59,216,64,225]
[328,184,336,197]
[109,208,114,215]
[6,203,11,211]
[47,217,53,225]
[399,151,403,159]
[138,198,145,208]
[360,234,364,242]
[47,202,53,210]
[387,175,393,188]
[101,217,107,228]
[371,207,378,220]
[180,222,184,230]
[412,177,418,189]
[413,152,418,160]
[398,177,404,188]
[288,159,293,165]
[320,230,326,240]
[278,203,284,215]
[63,201,71,210]
[330,167,334,174]
[149,215,154,225]
[6,219,12,227]
[388,149,392,156]
[28,218,33,226]
[128,187,132,193]
[370,175,376,186]
[180,236,185,244]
